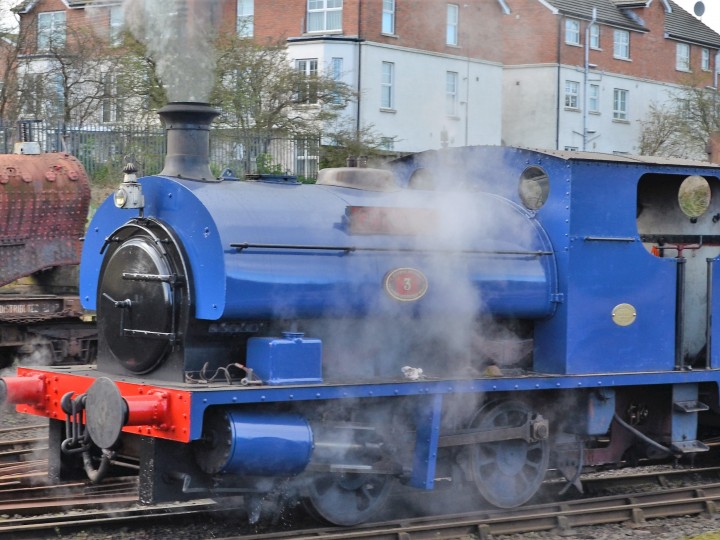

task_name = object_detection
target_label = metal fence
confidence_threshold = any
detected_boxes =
[0,121,321,184]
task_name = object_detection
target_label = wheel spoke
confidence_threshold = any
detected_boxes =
[304,473,393,526]
[470,400,549,508]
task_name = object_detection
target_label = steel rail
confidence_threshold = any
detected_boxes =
[226,482,720,540]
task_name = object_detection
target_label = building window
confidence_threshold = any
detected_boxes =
[565,19,580,45]
[679,98,692,120]
[702,47,710,71]
[590,24,600,49]
[564,146,579,151]
[296,58,318,104]
[613,88,628,120]
[381,61,394,109]
[446,71,458,116]
[296,138,319,179]
[51,72,64,119]
[565,80,579,109]
[37,11,66,50]
[331,57,343,104]
[613,29,629,60]
[589,84,600,113]
[446,4,458,46]
[676,43,690,71]
[101,71,121,123]
[237,0,254,37]
[307,0,342,33]
[109,6,124,46]
[382,0,395,34]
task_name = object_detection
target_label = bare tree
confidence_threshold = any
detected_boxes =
[13,9,129,128]
[321,119,399,168]
[112,30,167,126]
[0,0,22,124]
[639,75,719,160]
[210,33,354,139]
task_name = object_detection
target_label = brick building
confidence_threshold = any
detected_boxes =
[8,0,720,155]
[501,0,720,154]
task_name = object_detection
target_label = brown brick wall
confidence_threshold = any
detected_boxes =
[501,0,716,87]
[503,1,562,64]
[15,0,719,88]
[233,0,505,62]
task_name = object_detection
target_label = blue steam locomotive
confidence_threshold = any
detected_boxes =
[2,101,720,525]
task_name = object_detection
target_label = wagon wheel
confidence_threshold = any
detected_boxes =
[468,399,550,508]
[302,472,393,526]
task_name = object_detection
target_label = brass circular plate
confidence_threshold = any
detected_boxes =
[384,268,428,302]
[612,303,636,326]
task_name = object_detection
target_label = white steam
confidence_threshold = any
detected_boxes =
[123,0,220,102]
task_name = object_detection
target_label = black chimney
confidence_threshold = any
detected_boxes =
[158,102,220,182]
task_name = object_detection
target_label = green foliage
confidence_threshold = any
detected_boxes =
[210,162,224,179]
[210,33,355,138]
[320,121,398,169]
[256,153,285,174]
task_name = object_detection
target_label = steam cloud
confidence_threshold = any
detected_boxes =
[123,0,219,103]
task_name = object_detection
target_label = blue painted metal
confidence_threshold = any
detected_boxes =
[184,369,720,441]
[247,332,323,385]
[213,410,313,475]
[393,146,720,375]
[584,388,615,436]
[671,383,706,451]
[81,173,557,321]
[410,394,443,489]
[711,257,720,369]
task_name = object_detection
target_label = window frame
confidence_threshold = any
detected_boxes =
[296,58,319,104]
[237,0,254,37]
[590,23,600,49]
[613,29,630,60]
[330,57,343,104]
[381,61,395,109]
[446,4,459,46]
[109,6,124,46]
[564,80,580,109]
[296,138,319,179]
[613,88,628,120]
[702,47,710,71]
[37,11,66,51]
[588,83,600,113]
[307,0,343,33]
[382,0,395,34]
[676,42,690,72]
[101,70,122,123]
[565,19,580,46]
[446,71,458,116]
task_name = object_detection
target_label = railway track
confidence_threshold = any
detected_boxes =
[1,425,720,537]
[226,482,720,540]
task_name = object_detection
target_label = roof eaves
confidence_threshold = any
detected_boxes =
[537,0,559,15]
[13,0,38,13]
[666,33,720,49]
